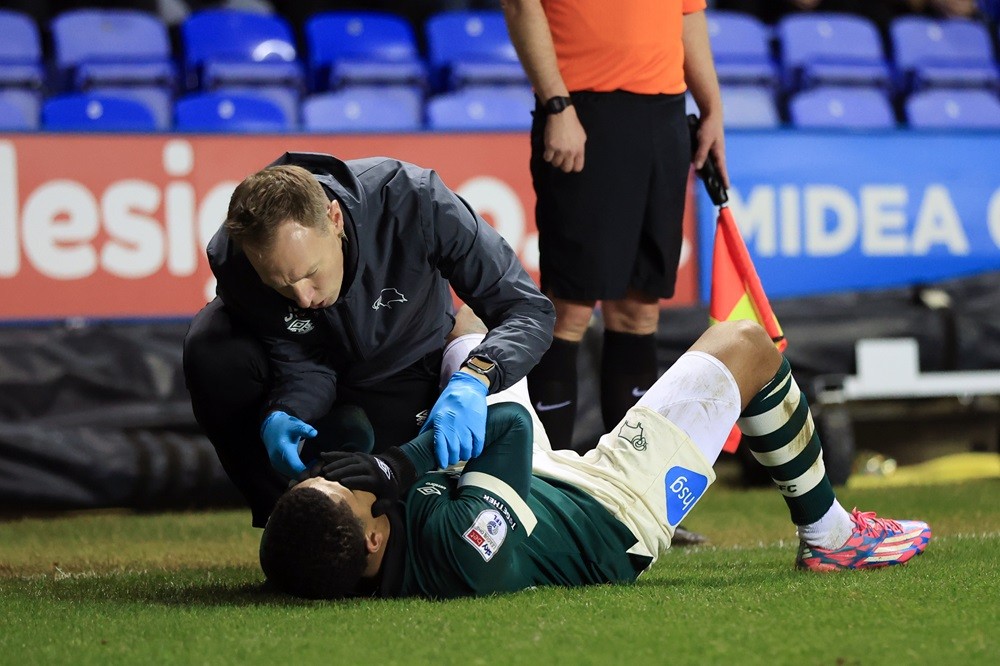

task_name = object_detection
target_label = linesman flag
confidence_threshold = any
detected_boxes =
[709,206,787,353]
[688,115,786,452]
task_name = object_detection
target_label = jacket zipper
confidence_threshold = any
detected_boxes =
[339,305,367,362]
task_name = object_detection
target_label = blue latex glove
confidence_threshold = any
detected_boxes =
[420,371,488,468]
[260,410,317,478]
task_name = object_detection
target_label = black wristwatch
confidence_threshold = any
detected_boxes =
[462,355,499,390]
[544,96,573,115]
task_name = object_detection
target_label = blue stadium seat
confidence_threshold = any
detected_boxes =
[305,12,426,91]
[426,86,533,130]
[891,17,999,92]
[42,93,158,132]
[181,10,303,91]
[789,86,896,129]
[0,94,36,130]
[0,89,40,128]
[302,86,422,132]
[215,85,299,125]
[905,89,1000,129]
[778,13,891,92]
[0,9,44,90]
[50,9,174,90]
[90,85,172,130]
[175,91,291,132]
[425,11,527,91]
[720,85,781,128]
[706,11,778,87]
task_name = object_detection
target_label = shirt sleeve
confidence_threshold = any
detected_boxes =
[418,169,554,394]
[682,0,706,13]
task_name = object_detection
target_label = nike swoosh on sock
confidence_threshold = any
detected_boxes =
[535,400,572,412]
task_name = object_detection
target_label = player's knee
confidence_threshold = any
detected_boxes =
[724,320,781,365]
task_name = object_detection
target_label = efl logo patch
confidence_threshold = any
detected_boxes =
[462,510,507,562]
[664,466,708,527]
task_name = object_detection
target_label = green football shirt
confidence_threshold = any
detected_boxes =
[391,403,650,599]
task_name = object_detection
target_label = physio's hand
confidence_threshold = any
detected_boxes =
[260,410,317,478]
[420,371,488,468]
[320,451,399,517]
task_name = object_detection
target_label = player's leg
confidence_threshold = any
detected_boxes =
[665,321,931,570]
[536,320,930,570]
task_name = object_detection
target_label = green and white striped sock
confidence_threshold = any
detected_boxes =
[737,358,840,529]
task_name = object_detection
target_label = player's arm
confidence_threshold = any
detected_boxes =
[320,403,535,512]
[406,402,538,597]
[398,402,535,495]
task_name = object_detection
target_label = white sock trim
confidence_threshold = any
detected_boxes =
[748,413,815,467]
[738,377,800,436]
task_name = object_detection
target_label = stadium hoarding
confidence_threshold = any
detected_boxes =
[697,130,1000,301]
[0,134,700,321]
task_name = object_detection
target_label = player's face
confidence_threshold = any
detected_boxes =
[293,476,374,523]
[246,201,346,310]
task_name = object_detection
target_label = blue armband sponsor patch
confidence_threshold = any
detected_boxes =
[665,466,709,527]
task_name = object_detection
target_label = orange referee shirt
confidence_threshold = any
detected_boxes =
[542,0,706,95]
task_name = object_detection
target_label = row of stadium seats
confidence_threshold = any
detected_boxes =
[708,85,1000,129]
[3,83,998,133]
[1,7,997,100]
[709,11,1000,95]
[0,7,526,98]
[0,85,535,132]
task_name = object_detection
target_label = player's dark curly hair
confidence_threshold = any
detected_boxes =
[259,487,367,599]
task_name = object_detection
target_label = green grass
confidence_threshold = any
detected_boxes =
[2,481,997,665]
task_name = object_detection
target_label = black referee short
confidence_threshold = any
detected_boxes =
[530,90,691,301]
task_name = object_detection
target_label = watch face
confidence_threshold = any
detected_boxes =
[546,97,571,114]
[468,357,495,372]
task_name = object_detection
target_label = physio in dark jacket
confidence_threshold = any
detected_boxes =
[183,152,554,526]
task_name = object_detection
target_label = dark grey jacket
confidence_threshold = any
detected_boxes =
[207,152,554,422]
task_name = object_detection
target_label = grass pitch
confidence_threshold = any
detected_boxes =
[1,480,997,665]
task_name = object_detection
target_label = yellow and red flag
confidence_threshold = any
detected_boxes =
[709,206,787,452]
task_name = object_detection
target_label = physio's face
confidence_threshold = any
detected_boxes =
[246,202,346,309]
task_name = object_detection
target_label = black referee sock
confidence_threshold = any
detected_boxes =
[600,330,658,432]
[527,337,580,451]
